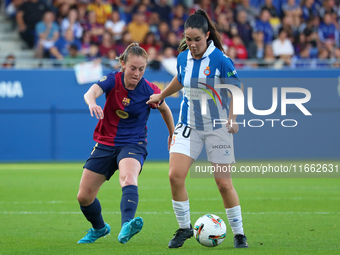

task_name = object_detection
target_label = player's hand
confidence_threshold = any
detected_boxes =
[146,94,163,106]
[227,119,239,134]
[89,103,104,119]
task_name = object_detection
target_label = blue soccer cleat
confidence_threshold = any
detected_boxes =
[118,217,143,244]
[77,223,111,244]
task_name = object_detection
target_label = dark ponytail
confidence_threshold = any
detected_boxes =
[178,9,225,54]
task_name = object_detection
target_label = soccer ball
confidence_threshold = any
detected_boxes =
[193,214,227,247]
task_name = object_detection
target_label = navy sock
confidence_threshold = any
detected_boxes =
[120,185,139,226]
[80,197,105,229]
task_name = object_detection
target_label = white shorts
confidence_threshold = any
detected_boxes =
[169,123,235,164]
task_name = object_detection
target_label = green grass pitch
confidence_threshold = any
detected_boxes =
[0,161,339,255]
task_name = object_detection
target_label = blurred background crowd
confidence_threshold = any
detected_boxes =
[1,0,340,69]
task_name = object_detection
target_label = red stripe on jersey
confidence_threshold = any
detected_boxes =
[93,72,128,146]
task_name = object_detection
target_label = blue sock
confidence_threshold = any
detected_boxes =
[120,185,139,226]
[80,197,105,229]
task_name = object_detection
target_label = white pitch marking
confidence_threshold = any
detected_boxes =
[0,211,339,215]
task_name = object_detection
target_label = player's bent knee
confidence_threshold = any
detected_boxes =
[120,174,137,187]
[77,192,95,206]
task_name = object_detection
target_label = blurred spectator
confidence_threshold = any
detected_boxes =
[5,0,23,25]
[86,43,101,61]
[262,44,276,67]
[105,10,126,42]
[153,0,172,24]
[316,48,331,67]
[171,4,188,26]
[236,10,253,47]
[171,17,185,39]
[127,12,150,43]
[301,0,318,22]
[214,0,230,17]
[294,32,308,56]
[60,8,83,40]
[140,32,161,52]
[80,30,92,56]
[161,46,177,76]
[261,0,281,34]
[49,28,81,60]
[281,15,295,41]
[227,46,244,67]
[216,13,231,34]
[255,9,274,44]
[132,0,153,20]
[236,0,259,24]
[158,21,170,42]
[63,44,86,66]
[190,0,215,21]
[247,30,265,59]
[319,0,338,19]
[2,54,16,68]
[261,0,278,18]
[148,11,161,35]
[231,35,248,59]
[35,11,60,58]
[163,32,180,56]
[16,0,50,48]
[115,31,133,55]
[318,12,339,48]
[331,47,340,67]
[54,0,77,9]
[282,0,302,28]
[87,0,112,25]
[55,3,70,24]
[272,27,294,65]
[99,32,116,57]
[83,11,105,44]
[291,45,313,68]
[301,15,320,57]
[147,46,162,70]
[104,49,120,69]
[77,2,89,27]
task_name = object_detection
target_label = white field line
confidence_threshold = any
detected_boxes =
[0,211,339,215]
[0,196,339,205]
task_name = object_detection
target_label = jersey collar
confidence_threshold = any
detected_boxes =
[188,40,216,60]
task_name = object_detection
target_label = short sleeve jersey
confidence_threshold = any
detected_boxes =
[93,71,161,146]
[176,40,241,131]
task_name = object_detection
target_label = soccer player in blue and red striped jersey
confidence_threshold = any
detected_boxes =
[77,43,174,244]
[147,10,248,249]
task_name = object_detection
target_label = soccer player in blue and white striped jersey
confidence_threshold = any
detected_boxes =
[147,9,248,249]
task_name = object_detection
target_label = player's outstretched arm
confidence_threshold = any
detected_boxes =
[158,101,175,150]
[84,84,104,119]
[146,76,183,105]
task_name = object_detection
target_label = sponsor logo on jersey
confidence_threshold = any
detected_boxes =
[227,70,237,77]
[212,145,231,149]
[203,66,211,76]
[116,110,129,119]
[122,97,130,106]
[100,76,107,82]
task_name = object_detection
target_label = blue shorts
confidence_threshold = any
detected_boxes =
[83,142,148,180]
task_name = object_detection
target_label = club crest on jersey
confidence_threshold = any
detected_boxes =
[122,97,130,106]
[203,66,211,76]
